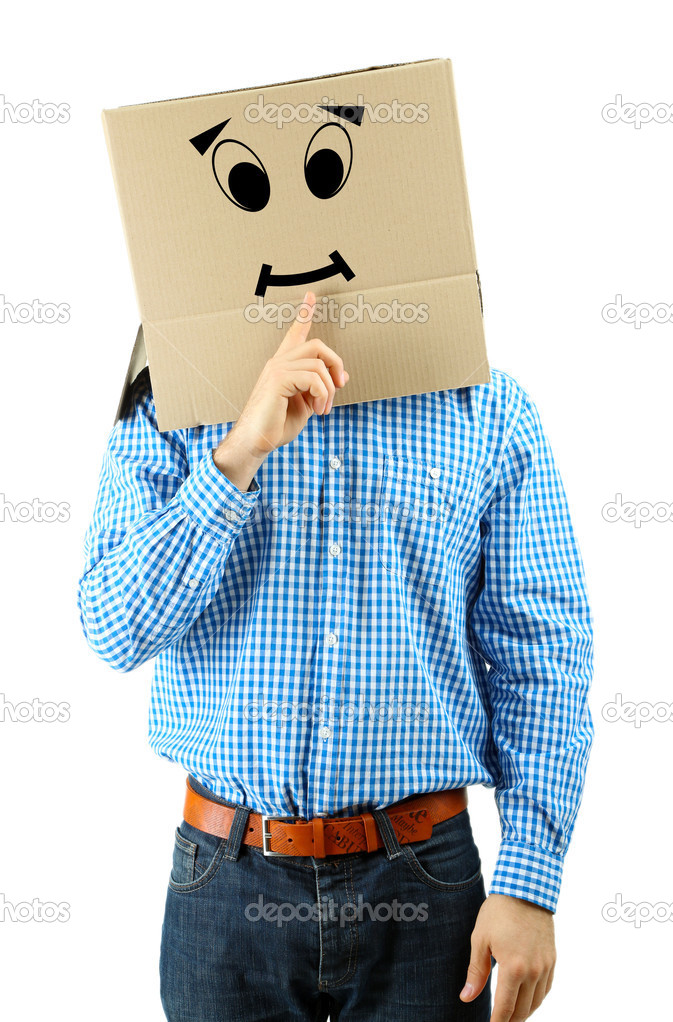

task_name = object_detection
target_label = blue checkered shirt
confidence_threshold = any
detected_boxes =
[78,367,594,912]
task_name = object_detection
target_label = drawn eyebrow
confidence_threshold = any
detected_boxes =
[189,103,364,155]
[189,118,231,155]
[318,105,364,126]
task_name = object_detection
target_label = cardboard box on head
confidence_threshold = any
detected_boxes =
[102,58,490,432]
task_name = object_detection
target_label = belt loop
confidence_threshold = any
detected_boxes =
[372,807,402,860]
[223,804,252,861]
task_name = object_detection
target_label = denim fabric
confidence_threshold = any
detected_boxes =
[160,776,492,1020]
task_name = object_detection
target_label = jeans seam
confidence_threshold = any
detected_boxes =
[321,859,359,990]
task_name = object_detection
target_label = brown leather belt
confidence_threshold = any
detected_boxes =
[183,778,468,858]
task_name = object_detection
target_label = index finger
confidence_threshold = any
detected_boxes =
[281,291,316,347]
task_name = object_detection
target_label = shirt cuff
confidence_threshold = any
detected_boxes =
[176,449,261,541]
[488,840,564,914]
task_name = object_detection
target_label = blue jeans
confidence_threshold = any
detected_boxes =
[160,775,492,1021]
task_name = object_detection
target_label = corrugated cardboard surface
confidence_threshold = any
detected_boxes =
[102,58,490,430]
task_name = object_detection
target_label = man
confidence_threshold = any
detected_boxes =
[78,291,594,1021]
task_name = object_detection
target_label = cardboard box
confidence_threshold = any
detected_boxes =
[102,58,490,431]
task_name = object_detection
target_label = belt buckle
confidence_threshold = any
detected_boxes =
[261,815,302,856]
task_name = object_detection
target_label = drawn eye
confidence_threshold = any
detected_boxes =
[304,123,353,200]
[212,140,270,212]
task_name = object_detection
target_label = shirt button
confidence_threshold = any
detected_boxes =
[187,579,199,590]
[329,456,341,470]
[319,726,332,739]
[326,633,338,646]
[329,543,341,556]
[429,467,441,479]
[224,509,238,521]
[315,811,329,817]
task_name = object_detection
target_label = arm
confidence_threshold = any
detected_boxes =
[469,385,595,913]
[77,373,261,673]
[460,383,594,1019]
[78,294,349,675]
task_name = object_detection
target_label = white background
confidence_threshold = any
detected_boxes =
[1,1,671,1018]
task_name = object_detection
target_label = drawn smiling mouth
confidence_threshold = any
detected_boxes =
[255,249,355,299]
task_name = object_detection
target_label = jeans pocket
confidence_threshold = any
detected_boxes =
[401,808,483,892]
[168,819,228,892]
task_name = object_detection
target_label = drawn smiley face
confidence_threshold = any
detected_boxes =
[189,105,362,297]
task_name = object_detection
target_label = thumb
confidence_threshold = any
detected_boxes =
[459,939,492,1001]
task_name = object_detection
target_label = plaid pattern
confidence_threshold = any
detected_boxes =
[78,368,594,912]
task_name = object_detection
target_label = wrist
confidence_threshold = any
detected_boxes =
[213,430,266,492]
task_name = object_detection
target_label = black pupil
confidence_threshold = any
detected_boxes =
[305,149,344,199]
[228,162,269,212]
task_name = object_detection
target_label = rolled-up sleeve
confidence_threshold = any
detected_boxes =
[469,387,594,913]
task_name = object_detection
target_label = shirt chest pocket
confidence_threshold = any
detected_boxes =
[375,454,481,591]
